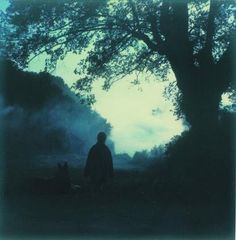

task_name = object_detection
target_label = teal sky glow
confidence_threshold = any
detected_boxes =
[28,53,186,156]
[0,0,9,12]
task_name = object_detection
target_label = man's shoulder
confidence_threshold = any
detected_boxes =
[89,144,97,152]
[104,145,112,154]
[91,143,111,153]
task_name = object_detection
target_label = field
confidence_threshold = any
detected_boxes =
[1,167,234,240]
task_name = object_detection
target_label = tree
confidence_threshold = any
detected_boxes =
[5,0,236,129]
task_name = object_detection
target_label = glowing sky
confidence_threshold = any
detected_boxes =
[28,53,186,156]
[0,0,9,12]
[91,79,185,156]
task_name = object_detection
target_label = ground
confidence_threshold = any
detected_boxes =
[1,167,234,240]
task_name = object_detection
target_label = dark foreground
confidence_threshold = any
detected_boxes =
[1,167,234,240]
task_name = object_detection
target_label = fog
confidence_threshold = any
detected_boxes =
[1,59,169,171]
[1,60,114,169]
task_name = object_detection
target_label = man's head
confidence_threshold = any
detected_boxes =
[97,132,107,144]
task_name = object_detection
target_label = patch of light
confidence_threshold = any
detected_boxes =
[220,92,235,112]
[91,74,185,156]
[0,0,10,13]
[29,52,185,156]
[221,93,232,106]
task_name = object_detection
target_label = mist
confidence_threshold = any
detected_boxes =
[1,60,115,168]
[0,59,166,171]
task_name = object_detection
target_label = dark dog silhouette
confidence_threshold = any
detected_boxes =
[30,162,71,194]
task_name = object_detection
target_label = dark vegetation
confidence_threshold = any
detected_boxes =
[0,61,234,239]
[2,161,234,239]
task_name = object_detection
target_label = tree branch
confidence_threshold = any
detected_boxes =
[159,1,171,43]
[204,0,219,57]
[125,1,166,55]
[215,35,235,90]
[92,33,131,69]
[159,0,194,72]
[131,31,160,52]
[149,14,167,55]
[128,0,141,32]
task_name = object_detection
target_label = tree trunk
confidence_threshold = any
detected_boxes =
[170,62,224,131]
[180,77,222,131]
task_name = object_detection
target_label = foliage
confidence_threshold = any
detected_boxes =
[4,0,236,120]
[132,144,166,167]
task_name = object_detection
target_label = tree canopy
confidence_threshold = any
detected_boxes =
[4,0,236,127]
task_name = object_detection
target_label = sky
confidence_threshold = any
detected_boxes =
[28,53,186,156]
[0,0,9,12]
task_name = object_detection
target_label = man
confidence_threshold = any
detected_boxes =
[84,132,113,191]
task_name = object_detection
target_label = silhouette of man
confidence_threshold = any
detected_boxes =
[84,132,113,191]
